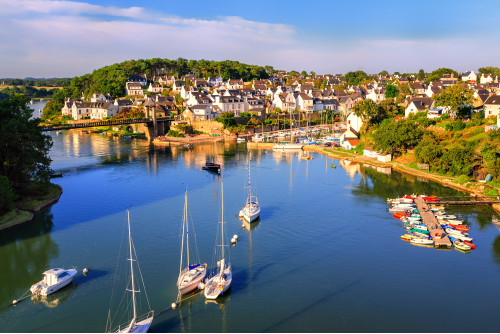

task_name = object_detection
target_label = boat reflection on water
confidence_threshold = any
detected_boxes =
[31,282,77,308]
[204,294,230,309]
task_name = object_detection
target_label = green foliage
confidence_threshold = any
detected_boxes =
[273,107,282,113]
[41,100,63,122]
[0,95,53,189]
[345,71,368,86]
[478,67,500,78]
[488,129,500,140]
[456,175,470,185]
[215,112,237,128]
[451,120,466,132]
[0,85,58,99]
[427,68,459,83]
[417,69,426,80]
[167,130,184,137]
[481,142,500,176]
[440,113,449,120]
[247,117,261,126]
[353,99,380,124]
[415,135,443,165]
[434,143,478,176]
[385,84,399,98]
[432,84,474,115]
[238,112,250,117]
[378,70,389,76]
[471,111,485,126]
[372,118,424,154]
[0,176,15,213]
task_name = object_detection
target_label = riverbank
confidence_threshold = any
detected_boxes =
[246,142,500,214]
[0,183,62,231]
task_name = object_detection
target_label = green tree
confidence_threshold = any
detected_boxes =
[378,70,389,76]
[300,70,307,78]
[417,69,425,80]
[0,95,53,188]
[385,84,399,98]
[478,67,500,77]
[0,175,15,213]
[372,118,424,154]
[345,71,368,85]
[432,84,474,117]
[379,98,401,118]
[427,68,459,83]
[353,99,380,124]
[216,112,237,128]
[415,135,443,165]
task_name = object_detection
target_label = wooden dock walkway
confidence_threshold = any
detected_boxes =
[414,198,452,248]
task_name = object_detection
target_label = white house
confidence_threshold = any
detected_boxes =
[296,93,313,112]
[405,97,434,118]
[147,83,164,94]
[346,112,363,133]
[185,105,218,121]
[212,95,247,116]
[366,89,385,103]
[480,74,494,84]
[461,71,477,82]
[125,82,143,96]
[484,95,500,118]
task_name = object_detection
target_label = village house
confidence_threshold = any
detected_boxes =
[366,89,385,103]
[173,80,186,93]
[296,93,314,112]
[90,93,113,103]
[273,92,296,112]
[322,99,340,111]
[129,74,147,86]
[483,95,500,118]
[147,83,164,94]
[186,91,212,107]
[461,71,477,82]
[227,79,244,90]
[184,105,219,121]
[440,73,458,86]
[125,82,143,96]
[346,112,363,133]
[212,95,247,116]
[114,99,133,112]
[410,82,426,95]
[405,97,434,118]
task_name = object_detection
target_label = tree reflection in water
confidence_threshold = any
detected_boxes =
[0,209,58,310]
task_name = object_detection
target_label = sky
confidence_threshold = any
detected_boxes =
[1,0,500,78]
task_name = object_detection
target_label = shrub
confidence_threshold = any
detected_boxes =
[456,175,470,185]
[452,121,466,132]
[440,113,449,120]
[486,188,499,197]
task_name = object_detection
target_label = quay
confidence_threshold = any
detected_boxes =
[414,198,452,248]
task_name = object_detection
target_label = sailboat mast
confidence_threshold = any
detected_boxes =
[179,192,186,275]
[221,176,224,265]
[247,157,252,203]
[127,210,137,322]
[185,190,190,266]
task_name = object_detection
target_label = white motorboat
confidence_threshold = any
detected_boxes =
[252,134,265,142]
[236,137,245,142]
[437,215,457,220]
[410,238,434,245]
[239,156,260,223]
[106,210,154,333]
[30,268,77,296]
[205,177,232,300]
[177,190,207,296]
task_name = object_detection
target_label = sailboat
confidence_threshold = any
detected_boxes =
[202,142,221,174]
[273,111,303,150]
[204,177,232,300]
[106,210,154,333]
[239,156,260,222]
[177,190,207,296]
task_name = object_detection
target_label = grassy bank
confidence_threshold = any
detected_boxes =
[0,182,62,231]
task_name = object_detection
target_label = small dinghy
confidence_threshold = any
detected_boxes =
[30,268,77,296]
[454,240,471,251]
[410,237,434,245]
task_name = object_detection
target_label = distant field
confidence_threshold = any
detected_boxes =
[0,84,63,90]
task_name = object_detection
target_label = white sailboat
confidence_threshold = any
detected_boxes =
[107,210,154,333]
[239,156,260,223]
[204,177,232,300]
[177,190,207,296]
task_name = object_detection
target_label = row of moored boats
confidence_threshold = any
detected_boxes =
[387,195,476,252]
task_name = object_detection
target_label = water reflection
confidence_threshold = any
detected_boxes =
[0,210,58,311]
[30,282,77,308]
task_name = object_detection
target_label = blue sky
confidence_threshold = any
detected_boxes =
[1,0,499,78]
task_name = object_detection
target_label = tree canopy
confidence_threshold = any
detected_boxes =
[427,68,459,83]
[432,84,474,115]
[478,67,500,78]
[0,95,52,190]
[345,71,368,86]
[372,118,425,154]
[385,84,399,98]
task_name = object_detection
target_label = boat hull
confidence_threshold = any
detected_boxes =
[177,265,207,295]
[204,266,232,300]
[30,269,77,296]
[272,144,303,150]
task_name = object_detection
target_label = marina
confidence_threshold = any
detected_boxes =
[1,131,500,332]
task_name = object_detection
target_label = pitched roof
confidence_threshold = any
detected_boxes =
[484,95,500,105]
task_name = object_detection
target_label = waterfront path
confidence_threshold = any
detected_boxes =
[414,198,452,248]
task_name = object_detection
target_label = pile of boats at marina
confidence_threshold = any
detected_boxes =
[387,195,476,252]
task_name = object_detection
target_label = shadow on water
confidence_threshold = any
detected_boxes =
[263,279,362,332]
[74,269,108,285]
[0,210,58,311]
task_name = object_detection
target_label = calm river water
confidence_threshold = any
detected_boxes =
[1,131,500,332]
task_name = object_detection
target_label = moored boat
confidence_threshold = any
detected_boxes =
[453,240,471,251]
[30,268,77,296]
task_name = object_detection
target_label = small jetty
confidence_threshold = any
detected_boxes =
[414,198,452,248]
